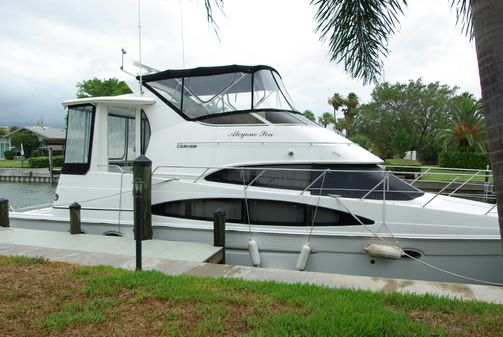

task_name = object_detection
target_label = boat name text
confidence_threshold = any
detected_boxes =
[228,130,274,139]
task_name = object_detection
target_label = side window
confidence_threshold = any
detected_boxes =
[152,198,374,226]
[249,200,305,226]
[62,104,95,174]
[107,106,136,164]
[141,110,151,154]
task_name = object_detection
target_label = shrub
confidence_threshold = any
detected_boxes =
[53,156,64,167]
[417,142,442,165]
[28,156,64,168]
[29,156,49,168]
[438,150,490,169]
[4,150,14,160]
[31,149,40,158]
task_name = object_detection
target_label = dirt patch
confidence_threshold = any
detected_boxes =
[0,256,298,337]
[397,308,503,337]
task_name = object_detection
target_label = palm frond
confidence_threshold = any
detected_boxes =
[449,0,473,40]
[311,0,408,84]
[204,0,225,42]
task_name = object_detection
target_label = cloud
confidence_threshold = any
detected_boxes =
[0,0,481,127]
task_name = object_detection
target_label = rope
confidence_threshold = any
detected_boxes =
[333,195,503,287]
[307,170,327,243]
[242,169,253,237]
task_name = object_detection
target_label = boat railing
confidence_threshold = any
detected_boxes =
[385,165,495,203]
[150,164,496,215]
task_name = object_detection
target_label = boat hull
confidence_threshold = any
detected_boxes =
[9,213,503,285]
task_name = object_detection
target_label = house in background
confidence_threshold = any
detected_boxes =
[0,126,66,159]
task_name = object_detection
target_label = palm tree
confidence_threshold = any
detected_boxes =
[318,112,335,127]
[312,0,503,245]
[328,93,344,125]
[435,100,486,152]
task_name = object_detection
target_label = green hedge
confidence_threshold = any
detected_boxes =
[438,150,490,169]
[28,156,64,168]
[4,150,14,160]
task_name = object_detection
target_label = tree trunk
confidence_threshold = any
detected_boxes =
[472,0,503,250]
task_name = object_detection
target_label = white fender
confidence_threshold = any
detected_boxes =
[248,238,261,267]
[296,244,311,271]
[364,243,403,260]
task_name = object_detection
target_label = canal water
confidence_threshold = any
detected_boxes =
[0,182,56,209]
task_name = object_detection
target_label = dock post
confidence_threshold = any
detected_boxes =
[213,209,226,264]
[134,178,143,271]
[69,202,81,234]
[0,198,10,227]
[48,148,54,185]
[133,155,152,240]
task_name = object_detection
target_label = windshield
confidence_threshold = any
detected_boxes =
[144,68,298,121]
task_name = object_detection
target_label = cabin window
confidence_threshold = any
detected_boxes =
[107,106,136,164]
[148,78,183,110]
[62,104,95,174]
[206,164,424,201]
[152,198,373,226]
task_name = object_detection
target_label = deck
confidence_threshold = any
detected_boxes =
[0,227,222,264]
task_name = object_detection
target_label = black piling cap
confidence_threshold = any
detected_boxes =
[213,209,226,217]
[133,155,152,167]
[0,198,8,204]
[69,202,81,210]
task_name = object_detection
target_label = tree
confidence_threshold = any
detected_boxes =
[353,79,457,159]
[318,112,335,128]
[76,78,132,98]
[10,130,40,158]
[435,97,486,153]
[311,0,503,244]
[328,93,344,125]
[303,110,316,122]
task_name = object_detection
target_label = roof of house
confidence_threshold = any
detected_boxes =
[2,126,66,141]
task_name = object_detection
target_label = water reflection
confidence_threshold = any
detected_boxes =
[0,182,56,209]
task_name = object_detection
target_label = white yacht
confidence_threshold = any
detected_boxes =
[9,65,502,284]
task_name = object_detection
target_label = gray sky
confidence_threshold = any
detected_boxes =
[0,0,480,128]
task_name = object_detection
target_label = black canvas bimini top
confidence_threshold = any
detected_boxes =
[138,64,279,82]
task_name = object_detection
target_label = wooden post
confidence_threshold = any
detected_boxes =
[48,148,54,185]
[213,209,226,264]
[133,155,152,240]
[0,198,10,228]
[69,202,81,234]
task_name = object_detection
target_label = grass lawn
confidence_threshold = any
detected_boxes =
[419,167,493,183]
[0,160,25,168]
[0,256,502,337]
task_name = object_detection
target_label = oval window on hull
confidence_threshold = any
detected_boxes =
[152,198,374,226]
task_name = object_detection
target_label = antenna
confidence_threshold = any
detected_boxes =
[138,0,144,95]
[178,0,185,68]
[120,48,126,70]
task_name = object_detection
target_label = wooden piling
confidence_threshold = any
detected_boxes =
[213,209,226,263]
[0,198,10,227]
[133,155,152,240]
[69,202,81,234]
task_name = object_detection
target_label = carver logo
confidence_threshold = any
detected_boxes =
[176,143,197,149]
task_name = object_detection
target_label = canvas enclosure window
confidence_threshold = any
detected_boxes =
[107,106,137,164]
[62,104,95,174]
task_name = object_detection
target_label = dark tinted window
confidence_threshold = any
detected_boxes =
[152,198,373,226]
[199,112,264,124]
[206,164,424,200]
[255,110,305,124]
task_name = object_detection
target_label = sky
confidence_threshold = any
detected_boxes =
[0,0,480,128]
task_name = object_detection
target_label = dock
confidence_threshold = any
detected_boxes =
[1,228,502,304]
[0,227,222,264]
